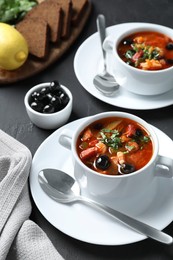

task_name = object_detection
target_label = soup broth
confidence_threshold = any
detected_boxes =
[76,117,153,175]
[117,31,173,70]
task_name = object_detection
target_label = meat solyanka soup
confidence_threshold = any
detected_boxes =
[117,31,173,70]
[76,117,153,175]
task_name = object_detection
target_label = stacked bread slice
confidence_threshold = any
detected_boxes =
[16,17,50,59]
[72,0,89,25]
[16,0,89,59]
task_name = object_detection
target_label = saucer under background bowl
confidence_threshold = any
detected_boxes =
[74,22,173,110]
[24,82,73,130]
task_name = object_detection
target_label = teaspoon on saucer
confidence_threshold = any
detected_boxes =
[93,14,119,96]
[38,168,173,245]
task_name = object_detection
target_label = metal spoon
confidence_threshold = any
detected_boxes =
[38,168,173,245]
[93,14,119,96]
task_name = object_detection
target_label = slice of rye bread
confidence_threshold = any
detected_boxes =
[16,17,49,59]
[71,0,89,25]
[25,1,62,43]
[49,0,73,39]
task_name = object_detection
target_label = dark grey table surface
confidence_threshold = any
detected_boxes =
[3,0,173,259]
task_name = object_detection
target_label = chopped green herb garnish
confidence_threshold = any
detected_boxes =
[125,145,135,151]
[142,136,151,143]
[100,129,122,150]
[125,50,135,59]
[0,0,37,24]
[125,43,161,67]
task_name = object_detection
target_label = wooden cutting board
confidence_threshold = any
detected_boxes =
[0,1,91,84]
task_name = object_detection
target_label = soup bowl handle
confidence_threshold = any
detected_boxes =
[155,155,173,178]
[58,129,73,150]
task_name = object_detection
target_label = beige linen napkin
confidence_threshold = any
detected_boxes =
[0,130,64,260]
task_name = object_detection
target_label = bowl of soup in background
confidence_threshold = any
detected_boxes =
[58,112,173,209]
[103,23,173,95]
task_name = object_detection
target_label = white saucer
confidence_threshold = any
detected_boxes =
[30,117,173,245]
[74,22,173,110]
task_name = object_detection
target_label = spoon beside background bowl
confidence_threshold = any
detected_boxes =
[93,14,119,96]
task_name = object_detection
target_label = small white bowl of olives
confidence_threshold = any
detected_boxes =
[24,81,73,129]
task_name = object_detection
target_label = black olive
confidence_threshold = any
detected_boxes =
[60,92,69,107]
[122,38,133,45]
[30,101,44,113]
[96,155,111,170]
[31,91,39,101]
[37,92,48,103]
[46,93,53,101]
[135,128,143,137]
[166,59,173,64]
[40,87,49,95]
[50,96,62,111]
[120,163,135,174]
[43,104,55,113]
[166,42,173,50]
[32,91,49,103]
[40,95,50,105]
[50,80,60,88]
[93,123,103,130]
[50,81,61,94]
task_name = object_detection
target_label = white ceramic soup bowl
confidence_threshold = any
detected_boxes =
[58,112,173,209]
[103,23,173,95]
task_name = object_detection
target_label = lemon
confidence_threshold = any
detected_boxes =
[0,23,28,70]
